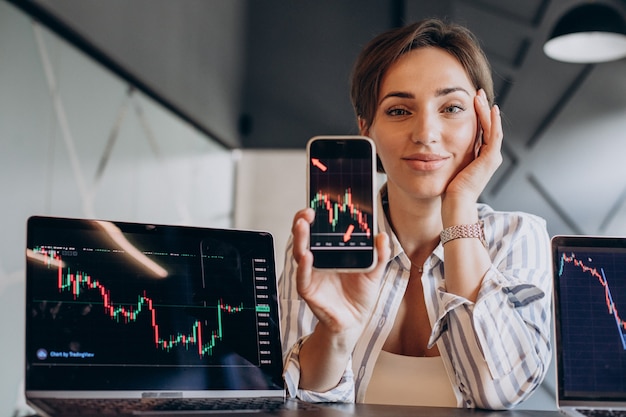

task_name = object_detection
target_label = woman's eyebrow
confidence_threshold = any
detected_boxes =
[435,86,471,97]
[379,87,471,105]
[379,91,414,104]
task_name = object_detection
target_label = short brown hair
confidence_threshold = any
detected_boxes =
[350,18,495,133]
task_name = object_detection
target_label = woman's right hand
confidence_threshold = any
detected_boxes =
[291,208,390,391]
[291,208,390,338]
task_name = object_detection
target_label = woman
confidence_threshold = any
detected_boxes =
[278,18,552,410]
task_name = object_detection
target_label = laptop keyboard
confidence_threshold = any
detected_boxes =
[34,397,317,415]
[576,409,626,417]
[151,397,295,411]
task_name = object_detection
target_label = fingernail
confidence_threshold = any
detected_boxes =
[477,90,486,105]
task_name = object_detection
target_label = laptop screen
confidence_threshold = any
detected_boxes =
[552,235,626,402]
[25,216,284,393]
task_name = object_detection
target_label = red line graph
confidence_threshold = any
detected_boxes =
[560,252,626,349]
[35,247,243,358]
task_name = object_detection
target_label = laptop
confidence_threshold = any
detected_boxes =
[551,235,626,417]
[24,215,349,417]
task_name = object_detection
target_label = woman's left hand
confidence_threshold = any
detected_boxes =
[440,89,502,300]
[444,89,503,204]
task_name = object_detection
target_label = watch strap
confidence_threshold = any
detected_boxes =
[440,221,486,248]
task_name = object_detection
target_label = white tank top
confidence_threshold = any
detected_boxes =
[364,350,458,407]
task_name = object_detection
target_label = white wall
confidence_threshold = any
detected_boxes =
[0,3,235,415]
[234,150,307,271]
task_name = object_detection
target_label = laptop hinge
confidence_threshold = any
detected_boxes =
[142,392,183,399]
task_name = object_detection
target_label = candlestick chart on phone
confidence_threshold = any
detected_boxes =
[309,155,373,249]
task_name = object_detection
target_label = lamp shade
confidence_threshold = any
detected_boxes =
[544,3,626,63]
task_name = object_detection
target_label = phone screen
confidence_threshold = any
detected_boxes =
[306,136,376,270]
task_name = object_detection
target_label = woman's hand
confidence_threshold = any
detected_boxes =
[440,89,501,301]
[292,207,390,391]
[291,208,390,337]
[444,89,503,205]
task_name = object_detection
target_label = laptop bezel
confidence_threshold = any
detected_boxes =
[24,215,286,400]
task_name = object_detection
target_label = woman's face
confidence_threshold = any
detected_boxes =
[363,47,479,200]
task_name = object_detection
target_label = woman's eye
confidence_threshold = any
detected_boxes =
[444,105,465,114]
[386,108,410,116]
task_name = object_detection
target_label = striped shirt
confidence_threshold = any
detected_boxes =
[278,187,553,409]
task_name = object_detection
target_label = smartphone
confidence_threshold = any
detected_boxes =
[306,136,377,271]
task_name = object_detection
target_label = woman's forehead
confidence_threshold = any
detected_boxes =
[380,47,474,95]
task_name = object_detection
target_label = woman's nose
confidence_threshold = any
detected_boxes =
[410,110,439,144]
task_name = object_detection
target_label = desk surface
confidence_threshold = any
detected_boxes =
[326,403,562,416]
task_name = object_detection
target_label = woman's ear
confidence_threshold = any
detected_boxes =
[358,116,369,136]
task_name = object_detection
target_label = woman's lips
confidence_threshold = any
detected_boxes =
[402,153,449,171]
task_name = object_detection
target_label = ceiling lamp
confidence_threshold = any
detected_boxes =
[544,3,626,63]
